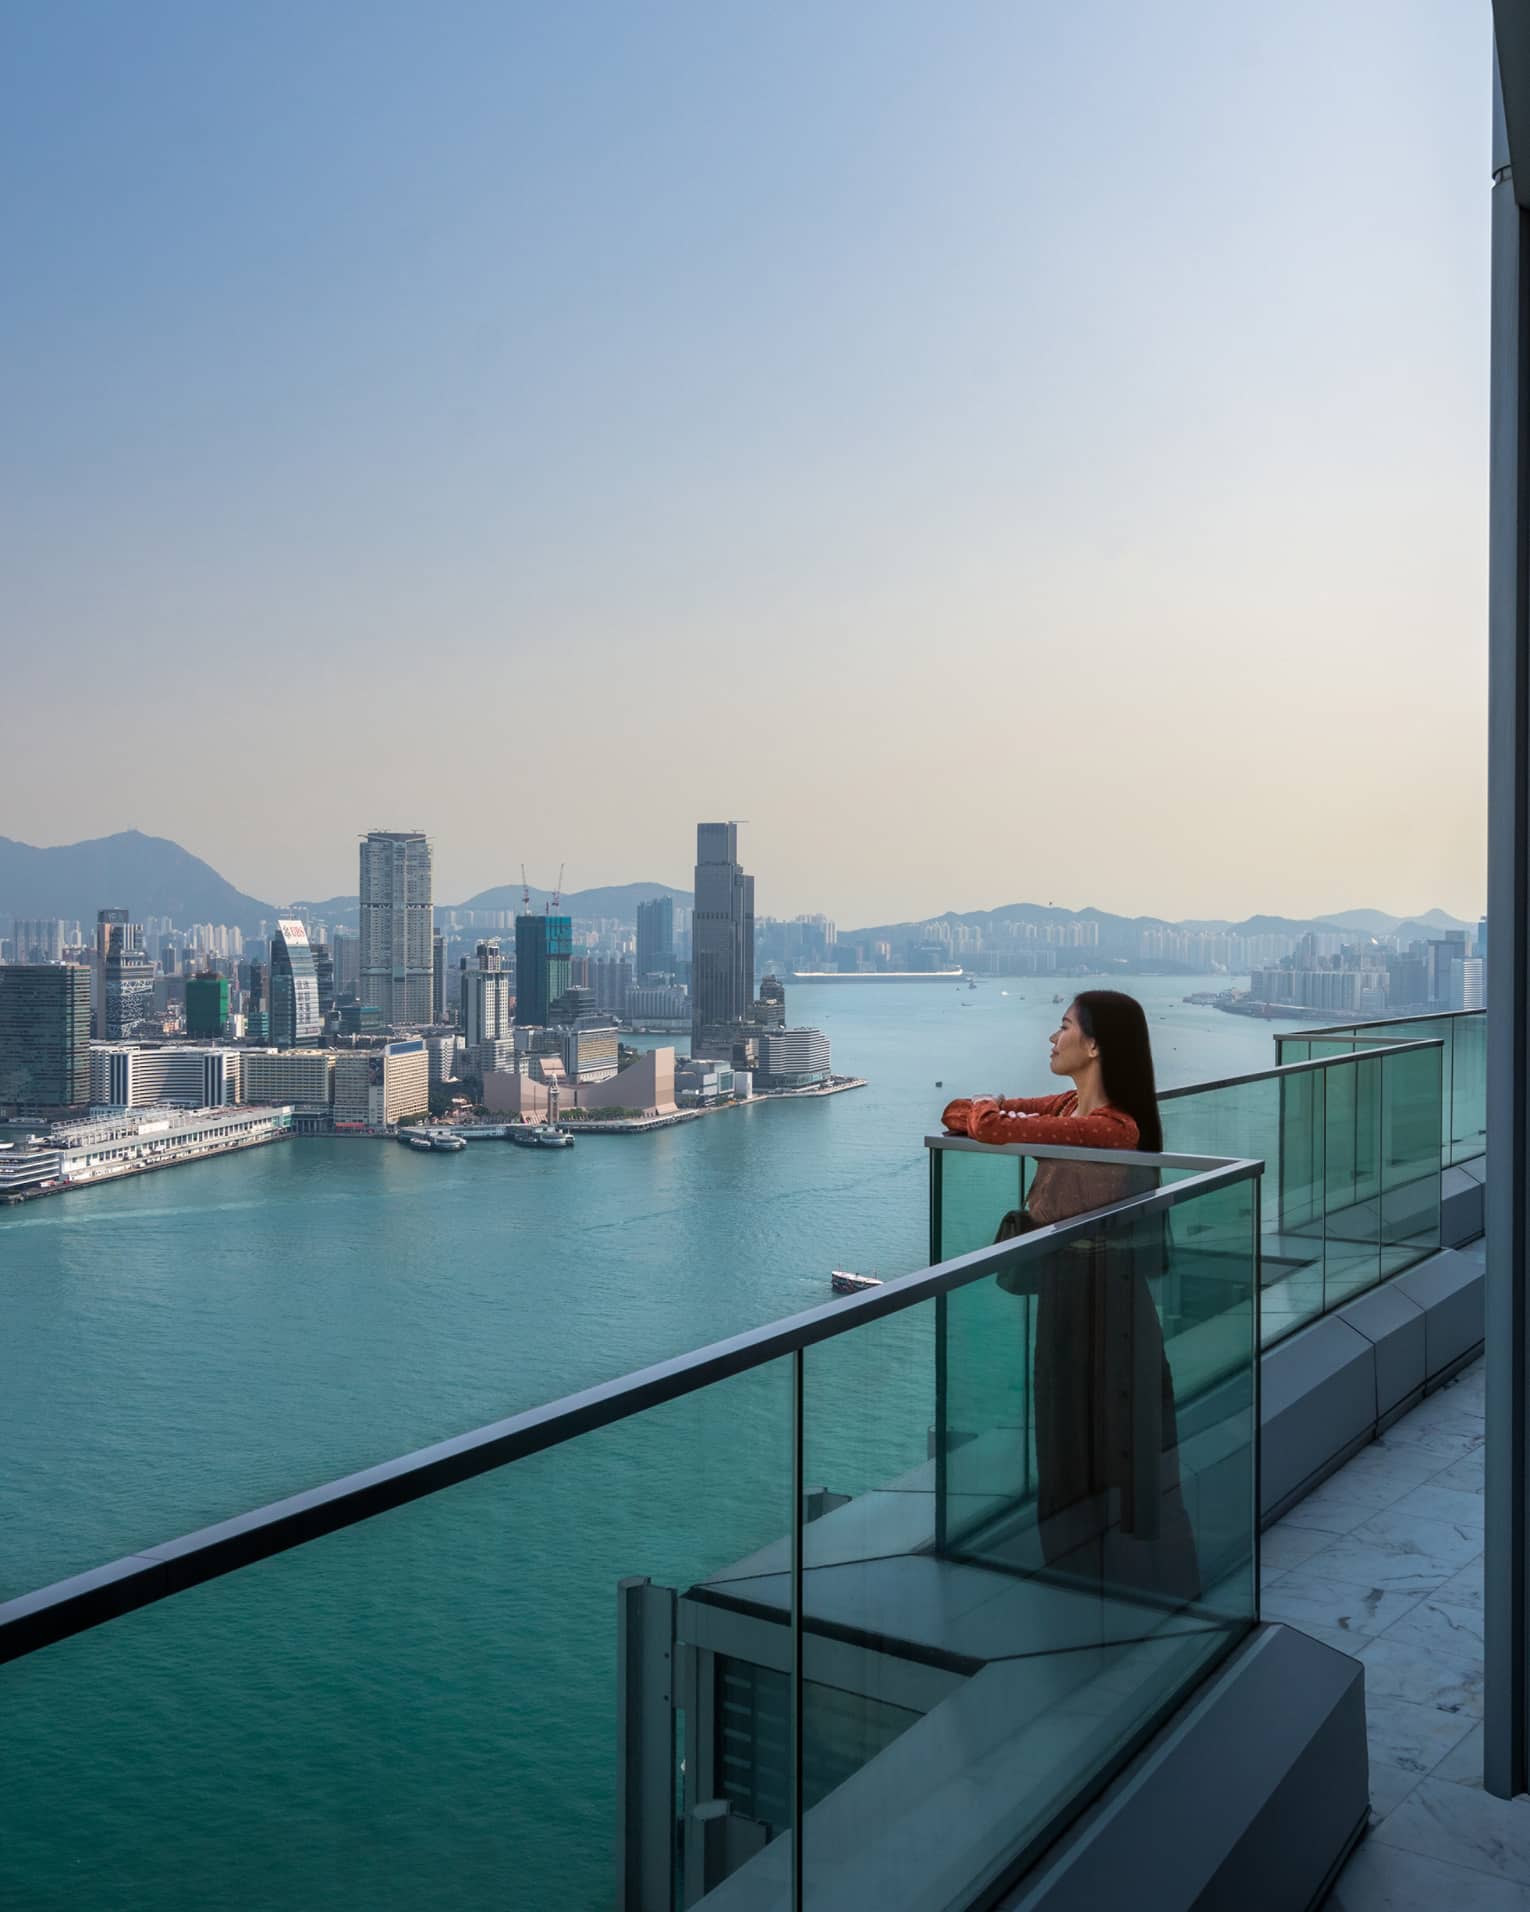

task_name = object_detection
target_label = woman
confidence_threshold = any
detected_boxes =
[942,991,1200,1604]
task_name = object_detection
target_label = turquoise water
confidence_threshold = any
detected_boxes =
[0,978,1274,1910]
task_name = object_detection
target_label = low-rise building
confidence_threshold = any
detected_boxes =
[332,1052,371,1129]
[90,1043,240,1109]
[1,1104,292,1193]
[239,1049,335,1108]
[753,1027,832,1090]
[677,1059,735,1105]
[371,1039,429,1127]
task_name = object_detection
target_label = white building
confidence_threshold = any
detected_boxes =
[0,1104,292,1193]
[753,1027,832,1090]
[90,1044,241,1109]
[1449,957,1486,1012]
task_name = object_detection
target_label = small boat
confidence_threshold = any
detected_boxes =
[934,1079,943,1088]
[1052,994,1064,1004]
[832,1270,882,1295]
[967,979,978,990]
[407,1135,433,1152]
[509,1124,574,1150]
[429,1132,467,1152]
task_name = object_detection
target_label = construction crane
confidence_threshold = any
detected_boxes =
[550,863,565,912]
[521,865,532,913]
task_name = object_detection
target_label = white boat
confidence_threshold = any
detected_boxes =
[407,1135,433,1152]
[831,1269,882,1294]
[429,1132,467,1152]
[509,1124,574,1150]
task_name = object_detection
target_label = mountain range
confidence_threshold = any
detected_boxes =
[0,831,1476,946]
[0,834,690,934]
[840,900,1476,949]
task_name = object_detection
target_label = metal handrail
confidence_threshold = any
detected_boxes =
[0,1142,1262,1668]
[1276,1008,1486,1036]
[1159,1036,1444,1101]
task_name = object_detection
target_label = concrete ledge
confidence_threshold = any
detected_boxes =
[1393,1246,1486,1380]
[1261,1317,1375,1519]
[1338,1282,1427,1429]
[1001,1625,1368,1912]
[1443,1166,1485,1248]
[1260,1246,1484,1522]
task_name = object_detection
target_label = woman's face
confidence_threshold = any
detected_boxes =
[1048,1004,1099,1077]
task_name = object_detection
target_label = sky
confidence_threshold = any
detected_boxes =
[0,2,1491,923]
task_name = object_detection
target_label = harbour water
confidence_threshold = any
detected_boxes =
[0,978,1276,1909]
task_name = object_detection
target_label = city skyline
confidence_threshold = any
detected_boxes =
[0,823,1485,938]
[0,7,1487,924]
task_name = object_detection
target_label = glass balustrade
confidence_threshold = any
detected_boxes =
[0,1148,1259,1912]
[1159,1040,1442,1345]
[1275,1010,1484,1169]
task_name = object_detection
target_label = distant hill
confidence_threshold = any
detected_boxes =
[287,880,694,931]
[0,831,273,932]
[842,898,1476,949]
[452,880,691,919]
[1321,907,1474,937]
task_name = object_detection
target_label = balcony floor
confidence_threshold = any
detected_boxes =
[1256,1350,1528,1907]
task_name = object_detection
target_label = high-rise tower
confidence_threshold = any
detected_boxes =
[691,823,754,1055]
[0,964,92,1111]
[269,919,322,1048]
[514,913,572,1027]
[93,908,154,1039]
[359,831,434,1030]
[635,895,675,981]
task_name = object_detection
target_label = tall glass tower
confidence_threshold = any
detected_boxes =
[269,919,322,1048]
[514,913,573,1026]
[359,831,434,1030]
[691,822,754,1055]
[635,895,675,980]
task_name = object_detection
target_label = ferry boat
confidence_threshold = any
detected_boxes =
[508,1124,574,1150]
[429,1132,467,1151]
[831,1269,882,1295]
[407,1134,433,1152]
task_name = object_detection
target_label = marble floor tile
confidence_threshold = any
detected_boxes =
[1267,1615,1366,1655]
[1376,1425,1487,1467]
[1349,1439,1468,1482]
[1376,1778,1530,1886]
[1382,1597,1486,1661]
[1385,1483,1490,1533]
[1433,1453,1488,1495]
[1370,1757,1427,1821]
[1357,1635,1484,1717]
[1432,1558,1487,1612]
[1283,1474,1422,1531]
[1434,1723,1487,1790]
[1313,1537,1469,1597]
[1260,1572,1427,1638]
[1364,1698,1481,1779]
[1330,1841,1530,1910]
[1341,1508,1486,1573]
[1260,1523,1338,1573]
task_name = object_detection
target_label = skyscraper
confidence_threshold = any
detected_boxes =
[185,972,231,1038]
[514,912,572,1026]
[359,830,434,1029]
[269,918,322,1048]
[636,895,675,981]
[692,823,754,1054]
[463,940,514,1046]
[431,930,446,1022]
[0,964,92,1111]
[93,908,154,1039]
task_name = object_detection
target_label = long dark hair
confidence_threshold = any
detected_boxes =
[1071,990,1162,1152]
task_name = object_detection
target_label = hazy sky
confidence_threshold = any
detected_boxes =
[2,3,1489,924]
